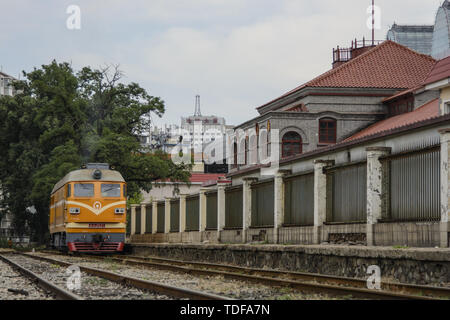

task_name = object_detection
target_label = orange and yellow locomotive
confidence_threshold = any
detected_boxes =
[49,163,127,253]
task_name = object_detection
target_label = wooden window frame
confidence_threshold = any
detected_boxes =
[319,118,337,144]
[281,131,302,158]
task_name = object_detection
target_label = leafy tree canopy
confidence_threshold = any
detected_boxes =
[0,61,191,242]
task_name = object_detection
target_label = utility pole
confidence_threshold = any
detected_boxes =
[372,0,375,45]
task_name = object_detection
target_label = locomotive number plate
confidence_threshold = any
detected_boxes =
[89,223,105,228]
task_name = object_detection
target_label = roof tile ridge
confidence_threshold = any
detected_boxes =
[385,40,436,63]
[305,41,397,86]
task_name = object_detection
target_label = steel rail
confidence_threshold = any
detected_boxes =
[39,250,450,299]
[0,254,82,300]
[107,254,450,300]
[21,252,231,300]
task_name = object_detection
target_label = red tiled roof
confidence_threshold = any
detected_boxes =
[189,173,225,183]
[154,173,225,184]
[382,86,419,103]
[424,55,450,85]
[344,98,440,142]
[257,41,436,111]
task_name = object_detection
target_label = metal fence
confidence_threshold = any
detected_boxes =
[206,191,218,230]
[225,186,243,228]
[186,195,199,231]
[382,147,440,222]
[327,162,367,223]
[284,172,314,226]
[170,199,180,232]
[157,202,165,233]
[145,204,152,233]
[251,180,274,227]
[135,206,141,234]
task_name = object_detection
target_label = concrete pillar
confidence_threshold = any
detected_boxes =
[140,203,146,235]
[152,201,157,234]
[243,177,258,243]
[313,160,334,244]
[217,179,231,242]
[439,129,450,248]
[165,198,171,234]
[366,147,391,246]
[199,189,208,232]
[130,204,138,235]
[274,170,291,244]
[179,194,187,233]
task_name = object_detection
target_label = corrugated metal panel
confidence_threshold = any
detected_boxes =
[251,180,274,227]
[206,191,218,230]
[170,199,180,232]
[385,148,440,221]
[186,195,199,231]
[157,202,165,233]
[225,186,243,228]
[284,173,314,226]
[145,204,152,233]
[135,207,141,235]
[328,163,367,223]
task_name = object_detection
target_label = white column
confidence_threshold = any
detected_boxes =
[313,160,334,244]
[440,129,450,248]
[274,170,291,244]
[165,198,171,234]
[199,189,208,232]
[179,194,187,233]
[140,203,146,235]
[130,204,137,236]
[242,177,258,243]
[366,147,391,246]
[217,179,231,241]
[152,201,157,234]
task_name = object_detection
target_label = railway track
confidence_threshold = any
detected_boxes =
[18,252,231,300]
[0,254,82,300]
[40,250,450,300]
[110,254,450,300]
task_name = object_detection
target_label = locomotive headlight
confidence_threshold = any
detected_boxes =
[114,208,125,214]
[69,207,80,214]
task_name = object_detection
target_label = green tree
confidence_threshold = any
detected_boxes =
[0,61,190,243]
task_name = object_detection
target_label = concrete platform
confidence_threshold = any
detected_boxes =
[131,243,450,286]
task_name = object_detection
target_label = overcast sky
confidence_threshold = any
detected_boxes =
[0,0,443,128]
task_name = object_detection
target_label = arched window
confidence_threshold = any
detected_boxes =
[282,131,302,158]
[233,142,238,168]
[319,118,337,144]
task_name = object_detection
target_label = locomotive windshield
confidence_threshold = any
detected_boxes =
[74,183,94,197]
[101,183,121,197]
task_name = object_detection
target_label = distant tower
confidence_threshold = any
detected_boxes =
[194,94,202,116]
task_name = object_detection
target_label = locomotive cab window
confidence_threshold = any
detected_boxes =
[74,183,94,197]
[66,184,71,197]
[101,184,121,197]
